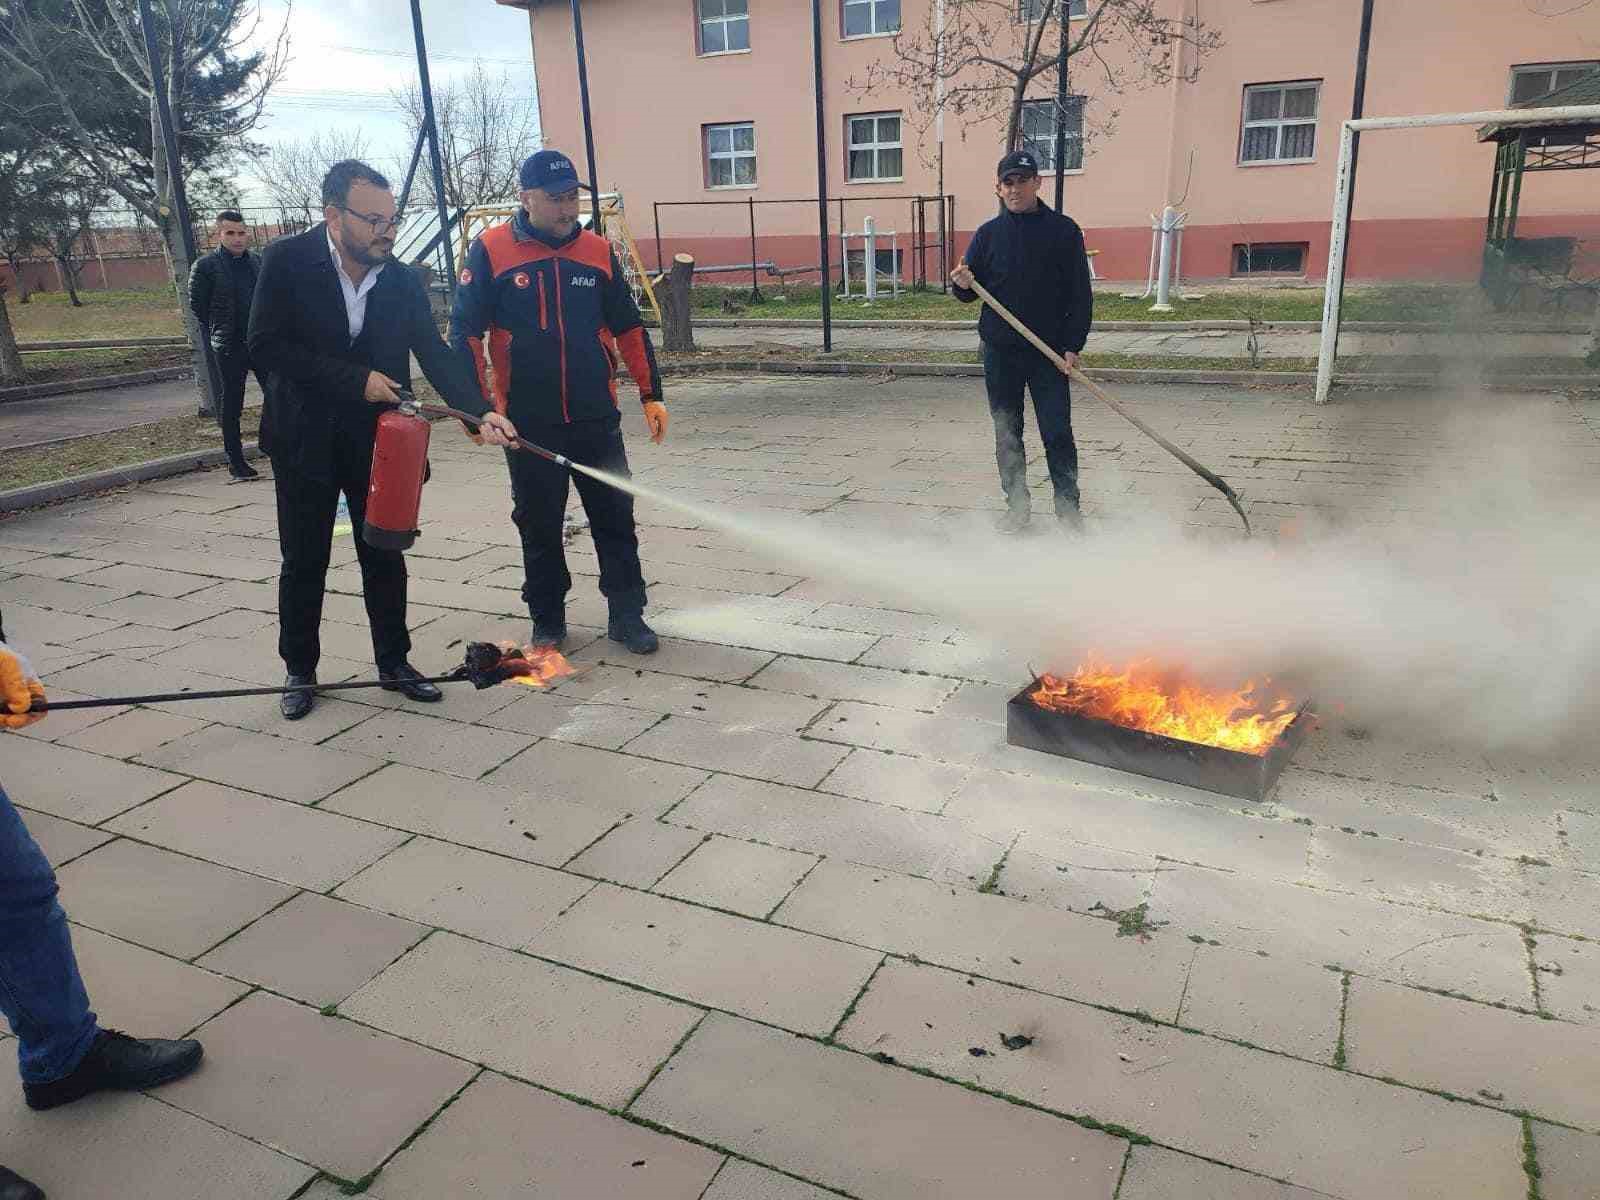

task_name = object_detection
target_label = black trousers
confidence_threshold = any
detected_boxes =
[507,413,646,621]
[211,345,263,471]
[981,342,1080,517]
[273,422,410,676]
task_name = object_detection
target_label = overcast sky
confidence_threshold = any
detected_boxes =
[238,0,541,207]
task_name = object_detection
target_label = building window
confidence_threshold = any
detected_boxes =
[1018,0,1086,21]
[1509,61,1599,104]
[698,0,749,55]
[1239,81,1320,164]
[847,112,903,181]
[1020,96,1085,172]
[843,0,900,37]
[705,122,756,188]
[1232,242,1308,277]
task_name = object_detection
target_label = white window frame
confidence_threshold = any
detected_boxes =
[842,0,900,39]
[846,112,904,183]
[1508,61,1600,105]
[1020,96,1086,173]
[1238,80,1321,166]
[1017,0,1087,22]
[697,0,750,57]
[704,122,757,190]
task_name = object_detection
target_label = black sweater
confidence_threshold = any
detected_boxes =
[952,202,1093,355]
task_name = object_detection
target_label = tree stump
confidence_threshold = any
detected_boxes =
[660,253,695,352]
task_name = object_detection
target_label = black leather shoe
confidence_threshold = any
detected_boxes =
[379,662,443,702]
[281,672,316,720]
[607,612,659,655]
[530,612,568,650]
[0,1165,44,1200]
[228,462,260,482]
[23,1030,203,1112]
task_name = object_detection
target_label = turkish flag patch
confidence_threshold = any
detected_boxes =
[459,267,472,285]
[513,272,531,289]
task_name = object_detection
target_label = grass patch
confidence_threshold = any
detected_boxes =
[9,345,188,387]
[3,407,261,492]
[1092,901,1165,939]
[685,282,1483,325]
[6,286,183,341]
[1522,1115,1543,1200]
[1333,971,1352,1069]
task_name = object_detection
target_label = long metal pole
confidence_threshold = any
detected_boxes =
[396,124,429,216]
[812,0,832,352]
[1316,122,1358,405]
[1331,0,1375,364]
[409,0,457,287]
[571,0,605,236]
[137,0,215,418]
[1053,0,1069,211]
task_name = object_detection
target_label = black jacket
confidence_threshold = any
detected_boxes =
[247,223,490,483]
[952,202,1094,356]
[188,246,259,357]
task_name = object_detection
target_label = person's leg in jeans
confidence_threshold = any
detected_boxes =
[506,427,575,628]
[569,415,646,618]
[1026,350,1081,521]
[981,343,1030,523]
[215,351,250,474]
[0,784,98,1088]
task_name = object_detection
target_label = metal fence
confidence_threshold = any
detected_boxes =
[649,194,957,300]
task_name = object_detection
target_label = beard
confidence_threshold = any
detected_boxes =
[348,237,393,266]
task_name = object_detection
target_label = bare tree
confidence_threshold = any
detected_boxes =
[43,163,109,307]
[256,128,372,225]
[849,0,1221,164]
[393,63,540,212]
[0,0,289,413]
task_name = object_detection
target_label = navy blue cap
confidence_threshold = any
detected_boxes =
[997,150,1040,179]
[519,149,584,194]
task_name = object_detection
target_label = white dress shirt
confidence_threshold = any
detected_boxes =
[327,228,384,344]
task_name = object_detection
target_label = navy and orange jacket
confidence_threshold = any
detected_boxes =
[449,210,662,426]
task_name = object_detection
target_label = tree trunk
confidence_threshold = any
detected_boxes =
[57,256,83,306]
[660,253,695,352]
[160,213,216,417]
[0,289,24,385]
[1588,293,1599,367]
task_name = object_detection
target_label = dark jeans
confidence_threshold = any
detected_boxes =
[273,422,410,675]
[981,342,1080,517]
[212,346,264,472]
[0,784,98,1085]
[507,413,645,620]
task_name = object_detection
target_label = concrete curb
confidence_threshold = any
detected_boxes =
[661,358,1596,392]
[0,442,264,514]
[18,336,189,350]
[0,366,194,404]
[651,317,1589,335]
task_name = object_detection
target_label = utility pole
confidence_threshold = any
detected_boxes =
[571,0,605,235]
[1054,0,1070,211]
[409,0,457,288]
[1333,0,1376,360]
[812,0,832,352]
[137,0,215,417]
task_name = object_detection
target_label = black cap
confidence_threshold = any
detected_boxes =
[997,150,1040,180]
[519,149,584,194]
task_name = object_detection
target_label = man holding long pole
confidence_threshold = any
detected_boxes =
[952,150,1094,534]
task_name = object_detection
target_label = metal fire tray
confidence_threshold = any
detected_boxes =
[1005,682,1313,803]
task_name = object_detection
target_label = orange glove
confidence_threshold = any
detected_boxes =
[642,400,668,445]
[0,642,45,730]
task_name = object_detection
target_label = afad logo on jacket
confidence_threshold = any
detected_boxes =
[568,275,597,288]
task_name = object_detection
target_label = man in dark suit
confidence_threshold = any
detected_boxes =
[248,160,519,720]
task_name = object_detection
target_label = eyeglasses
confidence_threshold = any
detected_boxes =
[338,206,405,236]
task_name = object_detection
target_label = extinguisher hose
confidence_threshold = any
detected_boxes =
[411,401,575,470]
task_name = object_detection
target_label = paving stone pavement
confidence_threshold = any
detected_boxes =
[0,374,1598,1197]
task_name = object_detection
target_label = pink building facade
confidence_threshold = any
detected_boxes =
[500,0,1599,284]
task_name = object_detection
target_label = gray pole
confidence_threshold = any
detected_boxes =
[812,0,833,352]
[137,0,215,416]
[1054,0,1069,211]
[409,0,457,287]
[1332,0,1375,361]
[570,0,605,236]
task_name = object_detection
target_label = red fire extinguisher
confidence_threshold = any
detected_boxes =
[363,390,431,551]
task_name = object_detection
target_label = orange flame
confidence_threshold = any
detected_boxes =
[1029,659,1297,755]
[496,642,576,689]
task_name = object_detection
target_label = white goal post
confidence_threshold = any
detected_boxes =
[1316,103,1600,404]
